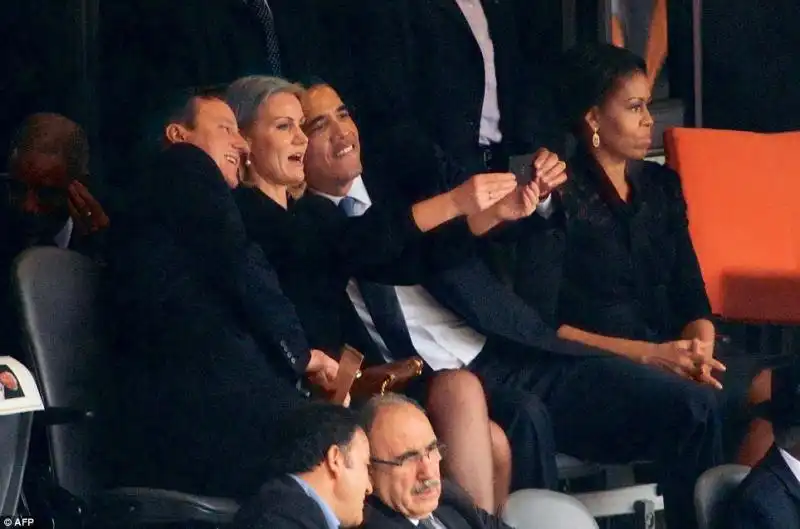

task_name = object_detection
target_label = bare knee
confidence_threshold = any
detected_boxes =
[748,369,772,405]
[490,421,512,471]
[426,369,487,418]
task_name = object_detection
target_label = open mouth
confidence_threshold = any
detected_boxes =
[288,153,304,164]
[223,153,239,167]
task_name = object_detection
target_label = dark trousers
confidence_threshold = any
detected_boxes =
[472,343,724,529]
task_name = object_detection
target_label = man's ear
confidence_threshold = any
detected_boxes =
[165,123,189,144]
[325,444,346,478]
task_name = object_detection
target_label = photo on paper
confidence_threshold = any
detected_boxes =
[0,357,44,416]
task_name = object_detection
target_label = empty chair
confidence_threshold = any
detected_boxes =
[501,489,599,529]
[664,127,800,324]
[11,247,239,527]
[0,412,32,515]
[695,464,750,529]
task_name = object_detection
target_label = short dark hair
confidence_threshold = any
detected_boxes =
[295,75,329,91]
[9,113,90,182]
[266,402,364,476]
[136,85,228,159]
[558,43,647,133]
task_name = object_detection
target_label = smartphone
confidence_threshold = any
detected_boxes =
[508,153,534,184]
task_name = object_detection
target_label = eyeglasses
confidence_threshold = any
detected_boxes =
[370,440,446,468]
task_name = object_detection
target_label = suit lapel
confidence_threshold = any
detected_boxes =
[365,497,417,528]
[766,445,800,505]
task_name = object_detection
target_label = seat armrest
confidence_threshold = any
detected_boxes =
[89,487,240,525]
[35,407,94,426]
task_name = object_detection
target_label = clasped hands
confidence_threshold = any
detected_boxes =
[449,148,568,221]
[643,339,726,389]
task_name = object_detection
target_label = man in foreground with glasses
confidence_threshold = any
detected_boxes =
[361,393,514,528]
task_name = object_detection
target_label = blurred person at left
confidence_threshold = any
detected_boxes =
[0,112,109,351]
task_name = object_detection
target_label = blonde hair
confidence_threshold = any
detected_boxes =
[225,75,305,188]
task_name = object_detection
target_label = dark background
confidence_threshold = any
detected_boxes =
[1,0,799,179]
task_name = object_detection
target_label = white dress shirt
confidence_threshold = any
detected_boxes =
[53,218,74,249]
[312,177,486,370]
[779,448,800,485]
[455,0,502,146]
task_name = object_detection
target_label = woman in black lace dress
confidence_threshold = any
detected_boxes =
[515,43,783,465]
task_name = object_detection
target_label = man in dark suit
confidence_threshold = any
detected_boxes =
[235,402,373,529]
[361,393,512,529]
[298,81,724,529]
[727,370,800,529]
[107,88,342,497]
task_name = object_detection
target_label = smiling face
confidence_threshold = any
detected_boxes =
[166,97,248,188]
[299,84,362,196]
[584,72,654,161]
[242,91,308,187]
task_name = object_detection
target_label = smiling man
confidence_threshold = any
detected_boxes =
[361,394,514,529]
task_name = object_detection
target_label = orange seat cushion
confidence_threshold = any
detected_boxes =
[664,128,800,323]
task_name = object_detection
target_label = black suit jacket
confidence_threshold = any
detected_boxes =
[350,0,563,201]
[728,445,800,529]
[363,481,511,529]
[235,476,333,529]
[106,144,311,497]
[235,183,477,364]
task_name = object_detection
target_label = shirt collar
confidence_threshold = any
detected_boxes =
[310,175,372,208]
[289,474,340,529]
[779,448,800,485]
[53,217,74,249]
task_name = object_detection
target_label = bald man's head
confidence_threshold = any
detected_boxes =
[9,113,89,184]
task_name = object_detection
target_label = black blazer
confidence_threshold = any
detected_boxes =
[728,444,800,529]
[363,481,512,529]
[349,0,563,200]
[106,144,312,497]
[234,184,476,364]
[235,475,332,529]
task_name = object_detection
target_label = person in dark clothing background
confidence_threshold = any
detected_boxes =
[98,0,349,185]
[1,113,108,352]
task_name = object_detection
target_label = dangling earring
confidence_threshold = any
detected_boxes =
[591,129,601,148]
[244,156,252,167]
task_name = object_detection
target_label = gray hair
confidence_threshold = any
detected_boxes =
[225,75,304,187]
[225,75,304,130]
[360,393,426,436]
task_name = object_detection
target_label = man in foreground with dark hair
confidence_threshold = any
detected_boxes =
[235,402,373,529]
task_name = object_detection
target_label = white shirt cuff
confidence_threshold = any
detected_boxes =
[536,195,555,219]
